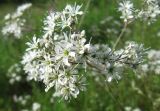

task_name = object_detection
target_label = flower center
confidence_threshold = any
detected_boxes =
[64,50,69,56]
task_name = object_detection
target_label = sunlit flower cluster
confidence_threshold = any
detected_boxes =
[22,4,86,100]
[21,3,147,100]
[118,0,160,24]
[2,3,32,38]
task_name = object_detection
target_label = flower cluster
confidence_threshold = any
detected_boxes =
[7,63,22,84]
[2,3,32,39]
[118,0,160,24]
[120,41,147,68]
[138,49,160,76]
[43,3,83,38]
[90,41,147,83]
[13,94,41,111]
[138,0,160,24]
[22,4,147,100]
[22,4,86,100]
[13,95,31,106]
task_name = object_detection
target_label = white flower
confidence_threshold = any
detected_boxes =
[55,40,75,66]
[64,4,83,16]
[4,14,10,20]
[26,36,40,51]
[43,12,59,38]
[117,0,160,24]
[43,4,83,37]
[21,109,29,111]
[138,50,160,75]
[60,14,73,29]
[137,0,160,24]
[44,73,59,92]
[17,3,32,13]
[2,19,24,38]
[25,61,41,81]
[118,0,134,22]
[125,106,132,111]
[121,41,147,67]
[79,43,91,54]
[7,63,22,84]
[2,3,32,39]
[60,84,79,100]
[13,95,31,106]
[9,73,21,84]
[133,108,141,111]
[32,102,41,111]
[145,4,160,23]
[22,50,38,64]
[141,64,149,73]
[145,0,157,4]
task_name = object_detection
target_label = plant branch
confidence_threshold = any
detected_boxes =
[113,22,128,50]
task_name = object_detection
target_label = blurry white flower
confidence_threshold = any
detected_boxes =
[118,0,160,24]
[1,3,32,39]
[21,109,29,111]
[132,108,141,111]
[13,95,31,106]
[2,19,24,38]
[7,63,22,84]
[125,106,132,111]
[118,0,134,22]
[17,3,32,13]
[142,50,160,75]
[4,14,11,20]
[32,102,41,111]
[124,106,141,111]
[157,31,160,37]
[137,0,160,24]
[64,3,83,16]
[121,41,147,68]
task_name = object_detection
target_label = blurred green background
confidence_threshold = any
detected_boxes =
[0,0,160,111]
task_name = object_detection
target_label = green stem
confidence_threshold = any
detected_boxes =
[98,74,124,110]
[113,22,128,50]
[78,0,91,29]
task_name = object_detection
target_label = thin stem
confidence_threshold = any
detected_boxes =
[98,74,124,110]
[78,0,91,29]
[113,22,128,50]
